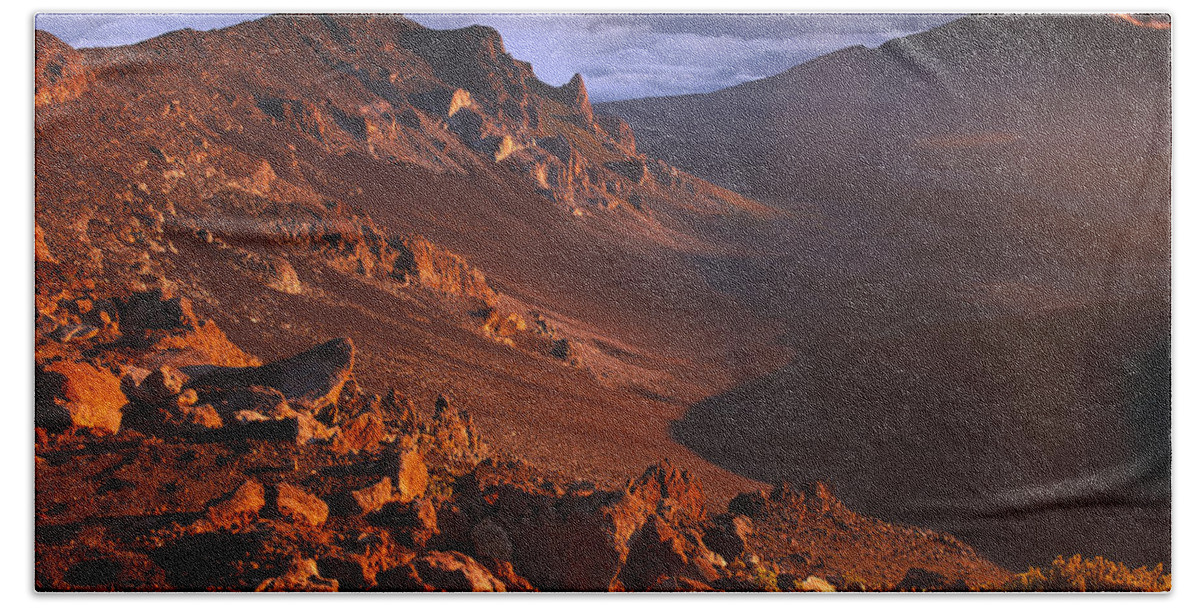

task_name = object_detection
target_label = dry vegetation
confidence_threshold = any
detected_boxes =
[1003,555,1170,592]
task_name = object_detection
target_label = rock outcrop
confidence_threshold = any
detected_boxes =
[439,458,723,591]
[206,480,267,528]
[412,551,506,592]
[186,338,354,414]
[275,483,330,527]
[33,292,1018,591]
[36,359,128,435]
[721,482,1011,590]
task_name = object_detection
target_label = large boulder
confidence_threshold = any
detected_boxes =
[703,513,753,562]
[471,518,513,563]
[412,551,505,592]
[395,448,429,502]
[36,360,128,434]
[274,483,329,527]
[447,459,710,591]
[316,533,411,591]
[255,557,338,592]
[350,477,394,516]
[205,480,266,527]
[188,338,355,414]
[132,365,190,404]
[332,408,386,455]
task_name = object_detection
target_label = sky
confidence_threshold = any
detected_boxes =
[34,13,958,102]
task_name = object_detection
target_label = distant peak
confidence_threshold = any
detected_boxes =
[554,73,594,123]
[1112,13,1171,30]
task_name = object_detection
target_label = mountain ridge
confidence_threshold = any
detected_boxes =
[600,12,1170,570]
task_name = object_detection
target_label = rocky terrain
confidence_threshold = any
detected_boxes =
[35,284,1017,591]
[35,14,789,499]
[35,13,1171,590]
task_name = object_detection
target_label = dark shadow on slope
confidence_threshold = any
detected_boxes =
[671,298,1170,571]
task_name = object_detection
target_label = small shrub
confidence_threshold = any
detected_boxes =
[1004,555,1170,592]
[751,563,780,592]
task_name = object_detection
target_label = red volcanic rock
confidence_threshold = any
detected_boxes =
[189,338,355,414]
[206,480,266,527]
[395,448,429,501]
[647,576,716,592]
[350,477,394,516]
[35,31,88,107]
[368,498,438,549]
[179,403,224,431]
[395,236,499,308]
[274,483,329,527]
[604,159,651,185]
[147,318,261,370]
[489,561,535,592]
[428,395,489,463]
[237,250,303,294]
[723,481,1009,590]
[561,73,594,124]
[332,408,386,455]
[532,73,594,124]
[401,23,539,130]
[596,115,637,156]
[409,499,441,548]
[447,459,712,591]
[255,557,338,592]
[412,551,506,592]
[316,533,411,590]
[798,576,837,592]
[37,359,128,435]
[35,223,57,264]
[381,389,416,433]
[619,515,725,590]
[626,460,707,524]
[296,411,336,445]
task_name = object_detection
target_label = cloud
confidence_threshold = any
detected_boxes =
[407,13,961,101]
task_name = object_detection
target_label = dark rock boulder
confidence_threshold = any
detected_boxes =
[703,513,753,561]
[187,338,354,414]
